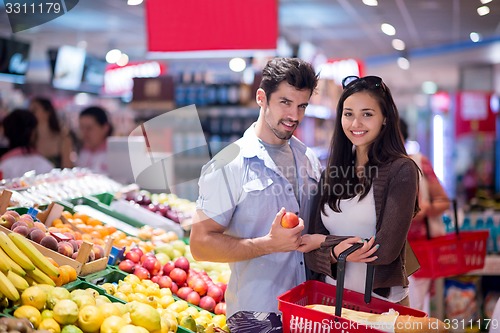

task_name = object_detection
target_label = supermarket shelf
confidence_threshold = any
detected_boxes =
[467,255,500,275]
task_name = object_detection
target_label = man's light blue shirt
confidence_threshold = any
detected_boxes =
[196,124,321,317]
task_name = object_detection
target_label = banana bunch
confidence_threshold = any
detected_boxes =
[0,231,59,303]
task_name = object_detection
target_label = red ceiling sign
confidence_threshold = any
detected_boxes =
[146,0,278,53]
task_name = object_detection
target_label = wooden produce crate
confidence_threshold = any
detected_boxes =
[0,192,111,276]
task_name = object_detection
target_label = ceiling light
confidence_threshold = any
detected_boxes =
[127,0,143,5]
[362,0,378,6]
[116,53,129,67]
[422,81,438,94]
[477,6,490,16]
[106,49,122,63]
[470,32,482,42]
[392,39,406,51]
[480,0,492,4]
[229,58,246,72]
[381,23,396,36]
[397,57,410,70]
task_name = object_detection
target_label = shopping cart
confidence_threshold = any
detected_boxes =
[278,243,427,333]
[409,200,489,279]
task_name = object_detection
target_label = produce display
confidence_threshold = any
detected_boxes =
[0,171,230,333]
[121,191,196,225]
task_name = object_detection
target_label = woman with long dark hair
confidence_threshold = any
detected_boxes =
[299,76,419,305]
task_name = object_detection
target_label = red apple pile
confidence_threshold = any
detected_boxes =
[118,247,227,314]
[0,210,103,262]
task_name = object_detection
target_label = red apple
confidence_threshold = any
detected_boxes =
[186,291,201,306]
[142,256,162,276]
[125,250,142,263]
[207,285,224,303]
[215,282,227,297]
[157,275,173,289]
[130,246,144,258]
[281,212,299,228]
[177,287,193,300]
[199,296,216,312]
[169,268,187,285]
[134,266,151,280]
[163,261,175,276]
[118,259,136,273]
[214,302,226,315]
[191,278,208,296]
[140,252,156,264]
[151,275,160,284]
[174,256,190,271]
[170,282,179,294]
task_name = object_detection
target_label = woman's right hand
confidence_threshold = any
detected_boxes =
[333,236,379,263]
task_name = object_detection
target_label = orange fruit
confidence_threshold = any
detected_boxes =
[72,212,89,223]
[47,257,59,268]
[87,218,102,227]
[52,218,64,227]
[52,267,70,287]
[61,211,73,219]
[59,265,77,283]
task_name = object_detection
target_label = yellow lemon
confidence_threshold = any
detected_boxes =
[98,303,122,318]
[127,301,161,332]
[38,318,61,333]
[41,309,54,320]
[85,288,99,298]
[53,299,79,325]
[47,287,71,310]
[95,295,111,306]
[160,316,177,333]
[113,302,128,316]
[78,305,104,333]
[72,294,96,309]
[101,283,116,295]
[100,315,127,333]
[179,315,197,332]
[21,286,47,310]
[61,325,84,333]
[118,325,149,333]
[159,288,172,297]
[14,305,42,328]
[37,283,55,294]
[211,314,227,328]
[158,295,175,308]
[123,274,141,284]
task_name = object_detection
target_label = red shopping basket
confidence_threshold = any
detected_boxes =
[278,244,427,333]
[409,200,489,279]
[409,230,488,278]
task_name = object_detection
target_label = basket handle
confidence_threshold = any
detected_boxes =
[335,242,374,317]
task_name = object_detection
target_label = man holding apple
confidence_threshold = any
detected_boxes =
[190,57,321,332]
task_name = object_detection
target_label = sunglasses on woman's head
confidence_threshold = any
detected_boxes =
[342,75,384,89]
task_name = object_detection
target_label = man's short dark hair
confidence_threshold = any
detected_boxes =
[259,57,319,100]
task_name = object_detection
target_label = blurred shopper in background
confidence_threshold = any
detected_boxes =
[76,106,113,174]
[400,119,450,314]
[29,97,74,168]
[0,109,53,179]
[302,76,419,306]
[190,57,321,332]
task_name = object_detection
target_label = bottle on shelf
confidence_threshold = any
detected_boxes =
[485,216,498,254]
[461,214,472,231]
